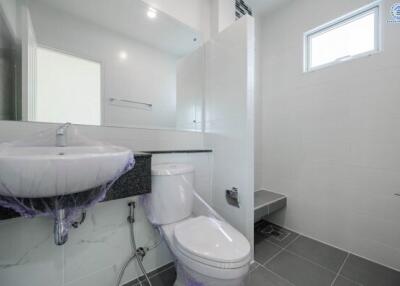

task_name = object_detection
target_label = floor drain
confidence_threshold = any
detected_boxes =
[255,221,291,242]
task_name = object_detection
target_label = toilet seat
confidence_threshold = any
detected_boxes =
[173,216,251,269]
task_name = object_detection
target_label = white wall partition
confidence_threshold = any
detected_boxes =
[204,16,255,253]
[259,0,400,271]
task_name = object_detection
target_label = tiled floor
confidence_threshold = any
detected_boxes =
[249,221,400,286]
[125,262,176,286]
[127,221,400,286]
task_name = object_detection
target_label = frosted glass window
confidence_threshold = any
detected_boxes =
[36,48,101,125]
[305,4,380,71]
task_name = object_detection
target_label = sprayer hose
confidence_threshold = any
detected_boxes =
[115,222,153,286]
[130,223,152,285]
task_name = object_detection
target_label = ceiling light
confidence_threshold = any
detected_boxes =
[147,7,157,19]
[119,51,127,60]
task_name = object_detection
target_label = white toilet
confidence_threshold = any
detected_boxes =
[145,163,251,286]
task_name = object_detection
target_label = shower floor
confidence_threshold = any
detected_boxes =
[249,220,400,286]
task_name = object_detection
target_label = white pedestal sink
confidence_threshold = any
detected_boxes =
[0,145,133,198]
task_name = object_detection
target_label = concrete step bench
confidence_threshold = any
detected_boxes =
[254,190,286,222]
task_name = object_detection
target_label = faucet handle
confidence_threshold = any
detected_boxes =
[56,123,72,147]
[56,122,72,134]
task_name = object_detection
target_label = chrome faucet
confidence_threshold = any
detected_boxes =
[56,123,71,147]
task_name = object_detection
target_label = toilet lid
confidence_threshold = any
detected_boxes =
[174,216,251,266]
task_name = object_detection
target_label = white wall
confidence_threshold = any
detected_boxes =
[0,0,18,39]
[254,17,263,191]
[210,0,236,38]
[28,2,178,129]
[176,47,204,132]
[259,0,400,270]
[216,0,236,33]
[204,16,255,254]
[142,0,211,41]
[0,120,204,151]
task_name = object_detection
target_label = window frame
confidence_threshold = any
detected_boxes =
[303,0,382,72]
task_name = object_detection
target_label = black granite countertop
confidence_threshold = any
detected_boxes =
[0,153,152,220]
[144,150,212,154]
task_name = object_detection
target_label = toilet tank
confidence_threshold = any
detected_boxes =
[146,163,195,225]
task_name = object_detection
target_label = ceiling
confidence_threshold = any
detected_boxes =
[31,0,201,57]
[246,0,293,15]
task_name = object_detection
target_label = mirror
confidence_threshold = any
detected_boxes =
[0,0,204,131]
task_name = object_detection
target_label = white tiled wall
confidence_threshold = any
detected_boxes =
[0,198,173,286]
[259,0,400,271]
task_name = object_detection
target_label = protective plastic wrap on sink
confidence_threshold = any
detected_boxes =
[0,125,134,228]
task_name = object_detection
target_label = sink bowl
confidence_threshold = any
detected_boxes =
[0,145,132,198]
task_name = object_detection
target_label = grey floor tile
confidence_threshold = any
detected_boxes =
[340,254,400,286]
[245,266,293,286]
[150,266,176,286]
[254,230,266,245]
[332,276,361,286]
[286,236,348,272]
[127,263,175,286]
[265,250,336,286]
[255,240,282,264]
[136,266,176,286]
[250,261,261,272]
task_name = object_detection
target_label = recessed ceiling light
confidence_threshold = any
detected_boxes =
[119,51,127,60]
[147,7,157,19]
